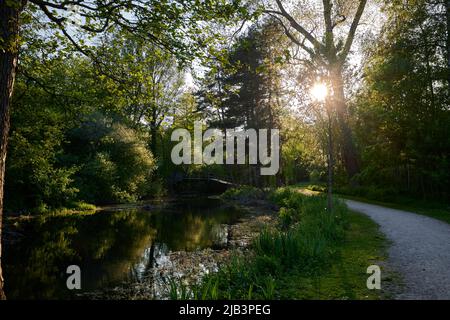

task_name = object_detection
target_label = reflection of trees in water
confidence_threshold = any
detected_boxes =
[4,210,157,299]
[5,222,79,299]
[75,210,158,289]
[4,201,244,299]
[152,205,241,251]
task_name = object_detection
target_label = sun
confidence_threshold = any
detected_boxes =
[310,83,328,102]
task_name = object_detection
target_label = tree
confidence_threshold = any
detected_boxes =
[67,116,156,204]
[96,31,185,155]
[196,21,286,185]
[264,0,369,180]
[446,0,450,87]
[223,22,285,131]
[353,0,450,200]
[0,0,248,299]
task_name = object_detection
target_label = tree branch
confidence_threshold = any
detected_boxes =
[273,0,325,51]
[339,0,367,61]
[322,0,336,59]
[267,13,314,56]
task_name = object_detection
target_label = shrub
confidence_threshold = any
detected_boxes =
[6,129,79,212]
[68,118,156,204]
[335,185,399,203]
[309,169,322,183]
[221,186,265,201]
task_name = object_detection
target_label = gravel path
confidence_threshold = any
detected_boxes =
[345,200,450,299]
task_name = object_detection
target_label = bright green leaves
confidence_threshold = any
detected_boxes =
[23,0,253,66]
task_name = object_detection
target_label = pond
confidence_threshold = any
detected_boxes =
[3,197,245,299]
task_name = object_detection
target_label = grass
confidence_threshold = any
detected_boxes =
[296,182,450,225]
[8,201,99,221]
[339,195,450,225]
[41,201,98,217]
[275,211,388,299]
[170,187,388,300]
[220,185,265,201]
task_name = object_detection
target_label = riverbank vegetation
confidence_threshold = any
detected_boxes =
[298,183,450,225]
[169,187,388,300]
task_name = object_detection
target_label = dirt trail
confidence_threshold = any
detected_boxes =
[346,200,450,300]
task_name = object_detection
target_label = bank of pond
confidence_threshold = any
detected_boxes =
[3,188,389,300]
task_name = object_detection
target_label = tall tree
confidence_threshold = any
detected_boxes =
[353,0,450,200]
[197,21,286,185]
[0,0,27,300]
[446,0,450,87]
[264,0,368,180]
[96,31,185,154]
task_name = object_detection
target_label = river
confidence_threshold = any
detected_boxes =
[3,197,246,299]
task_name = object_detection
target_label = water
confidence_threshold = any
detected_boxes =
[3,197,245,299]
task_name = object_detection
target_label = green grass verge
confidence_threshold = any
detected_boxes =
[295,183,450,225]
[276,211,387,299]
[171,187,388,300]
[340,195,450,225]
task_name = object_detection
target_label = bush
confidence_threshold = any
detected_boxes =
[71,201,97,212]
[145,178,167,198]
[255,193,347,271]
[221,186,265,201]
[68,117,156,204]
[309,169,322,183]
[6,121,79,212]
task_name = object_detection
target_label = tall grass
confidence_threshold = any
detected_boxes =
[256,188,347,272]
[220,186,265,201]
[170,188,349,300]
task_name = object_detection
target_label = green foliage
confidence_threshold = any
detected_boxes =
[6,59,83,211]
[185,189,348,299]
[196,21,290,186]
[275,211,389,300]
[220,186,265,201]
[5,28,164,212]
[95,30,185,153]
[7,62,157,210]
[351,0,450,201]
[24,0,253,65]
[67,117,156,204]
[280,117,324,185]
[169,278,191,300]
[309,169,322,184]
[5,0,254,214]
[335,185,399,203]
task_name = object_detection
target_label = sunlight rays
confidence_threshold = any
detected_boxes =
[310,82,328,102]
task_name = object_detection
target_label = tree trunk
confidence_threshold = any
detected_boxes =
[150,122,157,155]
[446,0,450,88]
[0,0,25,300]
[329,64,360,180]
[326,103,334,213]
[149,105,158,155]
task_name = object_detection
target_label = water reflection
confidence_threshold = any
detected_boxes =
[4,198,243,299]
